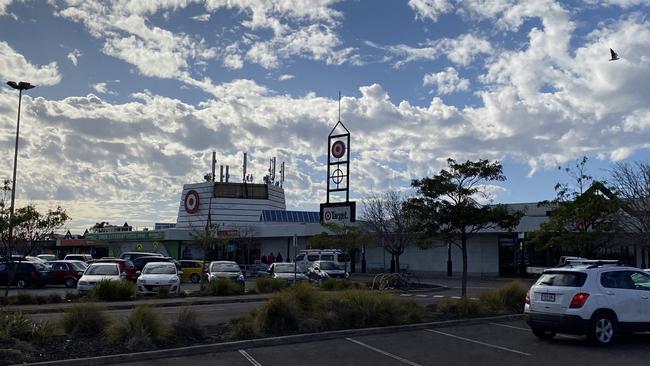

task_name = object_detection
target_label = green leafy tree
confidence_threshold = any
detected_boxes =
[1,180,70,297]
[408,159,522,297]
[530,157,621,258]
[307,224,372,273]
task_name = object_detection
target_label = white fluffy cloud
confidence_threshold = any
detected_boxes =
[423,67,470,94]
[375,33,492,68]
[67,49,82,66]
[0,0,12,16]
[279,74,294,81]
[408,0,454,21]
[0,42,61,85]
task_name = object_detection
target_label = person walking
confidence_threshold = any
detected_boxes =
[268,252,276,264]
[276,252,283,262]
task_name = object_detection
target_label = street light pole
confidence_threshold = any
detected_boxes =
[6,81,35,257]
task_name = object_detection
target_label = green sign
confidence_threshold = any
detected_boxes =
[136,243,144,251]
[85,231,165,241]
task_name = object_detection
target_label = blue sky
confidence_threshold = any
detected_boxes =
[1,0,650,232]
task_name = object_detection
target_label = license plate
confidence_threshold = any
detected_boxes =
[541,293,555,302]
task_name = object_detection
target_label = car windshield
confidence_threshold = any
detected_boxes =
[211,263,240,272]
[70,262,86,271]
[274,264,295,273]
[143,264,176,275]
[537,271,587,287]
[86,265,119,276]
[319,262,342,270]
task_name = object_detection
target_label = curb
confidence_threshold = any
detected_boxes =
[9,295,272,315]
[21,314,525,366]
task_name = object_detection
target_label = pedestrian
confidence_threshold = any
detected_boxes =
[268,252,276,264]
[261,254,268,264]
[276,252,283,262]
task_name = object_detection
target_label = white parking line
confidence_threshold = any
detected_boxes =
[489,322,583,339]
[239,349,262,366]
[346,338,422,366]
[451,296,461,299]
[433,295,444,298]
[424,329,531,356]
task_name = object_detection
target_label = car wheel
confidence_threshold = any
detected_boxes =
[531,326,556,340]
[588,313,616,346]
[16,278,28,289]
[190,273,200,283]
[64,277,77,288]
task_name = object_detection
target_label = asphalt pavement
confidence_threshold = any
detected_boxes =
[118,318,650,366]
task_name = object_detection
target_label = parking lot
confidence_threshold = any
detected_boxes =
[122,318,650,366]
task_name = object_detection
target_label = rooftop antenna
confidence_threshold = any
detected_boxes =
[243,152,247,183]
[280,162,285,188]
[211,152,216,183]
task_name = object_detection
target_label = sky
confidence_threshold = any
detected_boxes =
[1,0,650,233]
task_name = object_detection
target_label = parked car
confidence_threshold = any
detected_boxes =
[136,262,182,295]
[88,258,137,282]
[120,252,163,262]
[178,260,204,283]
[307,260,349,281]
[525,260,650,345]
[47,260,86,288]
[245,263,270,278]
[0,261,50,288]
[36,254,57,261]
[268,262,308,283]
[132,256,180,271]
[206,261,245,284]
[294,249,347,273]
[64,254,93,262]
[11,255,47,264]
[77,263,126,295]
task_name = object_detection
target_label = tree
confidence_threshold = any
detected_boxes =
[530,157,621,259]
[609,161,650,267]
[307,224,373,273]
[190,224,229,262]
[363,191,421,273]
[1,180,70,296]
[408,159,522,297]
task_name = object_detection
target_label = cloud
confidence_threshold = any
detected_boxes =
[423,67,470,94]
[0,0,11,16]
[92,82,117,95]
[191,13,210,22]
[67,49,82,66]
[375,33,492,68]
[279,74,294,81]
[0,41,61,85]
[408,0,454,21]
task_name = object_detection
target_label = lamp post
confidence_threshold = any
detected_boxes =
[5,81,35,257]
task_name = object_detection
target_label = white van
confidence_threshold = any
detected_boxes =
[294,249,347,273]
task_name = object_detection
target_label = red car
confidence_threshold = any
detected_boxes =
[47,260,86,288]
[88,258,138,282]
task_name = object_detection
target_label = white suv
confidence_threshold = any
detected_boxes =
[525,262,650,345]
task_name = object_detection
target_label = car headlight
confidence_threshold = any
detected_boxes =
[78,281,88,286]
[139,279,146,284]
[169,277,179,284]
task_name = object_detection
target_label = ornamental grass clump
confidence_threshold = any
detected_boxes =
[61,303,108,338]
[89,279,135,301]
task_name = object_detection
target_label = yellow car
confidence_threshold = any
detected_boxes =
[178,260,205,283]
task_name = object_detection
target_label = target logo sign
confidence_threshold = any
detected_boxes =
[331,140,346,159]
[184,190,200,214]
[324,211,332,221]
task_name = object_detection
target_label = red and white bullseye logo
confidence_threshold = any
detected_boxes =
[331,141,346,159]
[324,211,332,221]
[184,190,200,214]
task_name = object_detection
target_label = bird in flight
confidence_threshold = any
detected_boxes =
[609,48,620,61]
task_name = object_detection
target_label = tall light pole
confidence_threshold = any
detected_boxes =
[6,81,36,256]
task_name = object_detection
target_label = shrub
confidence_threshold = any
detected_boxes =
[0,349,25,364]
[478,281,528,314]
[16,294,35,305]
[47,293,63,304]
[171,309,204,340]
[320,279,363,291]
[236,285,424,337]
[0,310,33,341]
[89,280,135,301]
[202,279,244,296]
[107,305,166,347]
[30,320,56,345]
[254,277,288,293]
[62,303,108,337]
[436,298,483,317]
